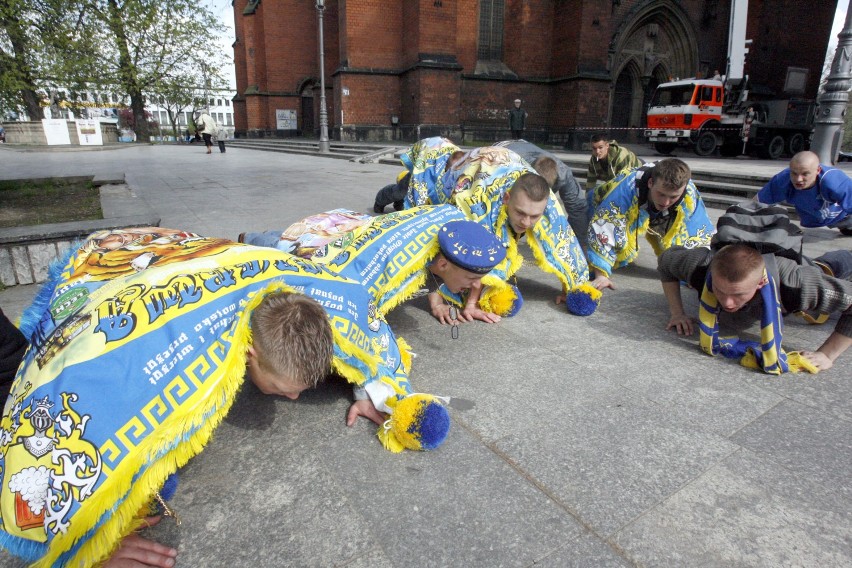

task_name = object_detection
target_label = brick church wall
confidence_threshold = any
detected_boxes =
[233,0,836,145]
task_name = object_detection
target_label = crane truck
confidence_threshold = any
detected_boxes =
[643,0,816,159]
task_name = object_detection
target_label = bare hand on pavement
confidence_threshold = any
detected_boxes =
[103,517,177,568]
[347,399,386,426]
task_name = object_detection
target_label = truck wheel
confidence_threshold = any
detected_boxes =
[654,142,677,155]
[787,133,805,155]
[693,130,717,157]
[759,134,785,159]
[719,141,742,157]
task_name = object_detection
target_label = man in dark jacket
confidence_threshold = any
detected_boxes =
[658,244,852,372]
[508,99,527,140]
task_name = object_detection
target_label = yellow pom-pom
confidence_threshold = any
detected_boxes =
[484,285,519,317]
[377,425,406,453]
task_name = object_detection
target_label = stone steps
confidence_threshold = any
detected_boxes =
[228,139,398,161]
[230,138,781,214]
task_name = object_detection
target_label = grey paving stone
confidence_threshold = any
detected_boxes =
[614,448,852,567]
[534,531,633,567]
[9,245,32,284]
[0,248,15,287]
[492,392,740,538]
[55,240,74,262]
[729,399,852,500]
[318,422,587,568]
[27,241,57,282]
[341,547,395,568]
[91,172,125,185]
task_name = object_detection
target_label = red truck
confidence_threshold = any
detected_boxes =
[644,78,816,159]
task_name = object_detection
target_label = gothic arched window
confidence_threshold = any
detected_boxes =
[477,0,504,60]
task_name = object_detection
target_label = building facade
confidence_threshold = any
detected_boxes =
[7,88,236,141]
[232,0,836,147]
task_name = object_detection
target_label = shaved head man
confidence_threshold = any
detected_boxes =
[756,151,852,235]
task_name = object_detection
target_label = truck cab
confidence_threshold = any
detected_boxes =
[645,79,725,156]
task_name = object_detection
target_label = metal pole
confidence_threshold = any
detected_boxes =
[811,9,852,165]
[317,0,330,154]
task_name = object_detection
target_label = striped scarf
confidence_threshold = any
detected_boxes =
[698,268,817,374]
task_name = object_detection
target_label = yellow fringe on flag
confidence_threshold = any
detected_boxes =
[525,226,571,292]
[375,239,440,316]
[397,336,414,373]
[51,289,261,567]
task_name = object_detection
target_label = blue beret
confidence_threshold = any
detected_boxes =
[437,220,506,274]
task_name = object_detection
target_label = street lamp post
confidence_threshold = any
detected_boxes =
[811,9,852,165]
[316,0,330,154]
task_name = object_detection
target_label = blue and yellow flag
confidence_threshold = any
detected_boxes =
[247,205,468,313]
[0,228,412,567]
[318,205,467,313]
[401,136,459,208]
[587,168,714,277]
[402,139,591,314]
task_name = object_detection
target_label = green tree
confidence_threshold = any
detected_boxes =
[80,0,228,142]
[0,0,86,119]
[151,72,208,142]
[1,0,227,140]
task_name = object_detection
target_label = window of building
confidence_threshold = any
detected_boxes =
[227,113,233,126]
[477,0,505,60]
[225,99,230,107]
[216,99,222,106]
[243,0,260,15]
[784,67,809,95]
[81,92,88,101]
[209,98,214,106]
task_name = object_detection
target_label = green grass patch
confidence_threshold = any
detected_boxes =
[0,179,102,228]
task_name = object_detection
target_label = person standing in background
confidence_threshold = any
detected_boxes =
[195,110,216,154]
[508,99,527,140]
[215,123,228,153]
